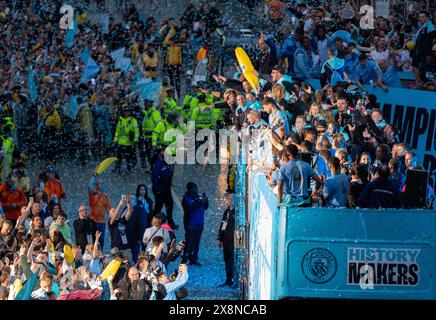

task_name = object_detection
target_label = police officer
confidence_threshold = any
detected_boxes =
[151,147,178,230]
[218,193,235,287]
[162,89,181,120]
[113,104,139,173]
[141,100,162,171]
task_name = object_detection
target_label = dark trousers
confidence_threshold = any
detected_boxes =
[115,145,136,171]
[153,189,174,225]
[183,224,203,263]
[223,244,235,283]
[167,65,181,96]
[140,136,153,168]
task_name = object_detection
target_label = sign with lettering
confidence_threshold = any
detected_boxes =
[348,247,420,286]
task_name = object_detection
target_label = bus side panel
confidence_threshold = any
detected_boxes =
[248,172,278,299]
[277,209,436,300]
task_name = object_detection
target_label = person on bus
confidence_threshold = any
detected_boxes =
[277,144,322,207]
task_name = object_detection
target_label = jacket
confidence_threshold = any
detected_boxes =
[142,107,162,136]
[166,45,182,66]
[294,47,313,80]
[43,178,65,206]
[114,116,139,146]
[73,218,97,253]
[357,177,402,209]
[217,207,235,246]
[0,183,27,220]
[182,193,208,226]
[151,158,173,192]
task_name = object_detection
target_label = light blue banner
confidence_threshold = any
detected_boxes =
[80,48,90,64]
[115,57,132,73]
[110,47,125,62]
[136,78,161,104]
[64,16,78,49]
[27,68,37,102]
[80,57,100,83]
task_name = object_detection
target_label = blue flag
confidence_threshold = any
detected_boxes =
[80,56,100,83]
[136,78,161,104]
[15,272,38,300]
[69,95,79,118]
[110,47,125,62]
[80,48,90,64]
[65,16,78,49]
[115,57,132,72]
[27,68,38,102]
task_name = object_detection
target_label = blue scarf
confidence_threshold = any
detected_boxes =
[413,21,436,43]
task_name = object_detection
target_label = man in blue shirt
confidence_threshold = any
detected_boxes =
[378,59,402,88]
[277,144,322,207]
[152,147,177,229]
[323,157,350,208]
[354,53,381,89]
[262,97,290,136]
[181,182,208,266]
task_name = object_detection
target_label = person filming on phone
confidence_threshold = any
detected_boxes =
[181,182,208,266]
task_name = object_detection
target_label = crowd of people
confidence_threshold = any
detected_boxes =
[0,0,435,300]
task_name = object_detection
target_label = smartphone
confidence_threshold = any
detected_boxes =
[121,194,126,201]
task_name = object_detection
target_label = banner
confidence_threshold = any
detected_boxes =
[307,80,436,175]
[68,95,79,119]
[115,57,132,73]
[27,68,37,102]
[376,0,390,19]
[136,78,161,104]
[64,16,78,49]
[80,48,90,64]
[110,47,125,62]
[91,13,109,34]
[80,57,100,83]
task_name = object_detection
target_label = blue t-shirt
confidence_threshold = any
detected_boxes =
[354,60,380,84]
[381,66,402,87]
[278,159,315,197]
[323,173,350,207]
[268,110,290,136]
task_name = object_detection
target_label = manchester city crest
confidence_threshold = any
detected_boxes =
[302,248,337,284]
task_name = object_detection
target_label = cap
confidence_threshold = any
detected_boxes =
[47,167,56,174]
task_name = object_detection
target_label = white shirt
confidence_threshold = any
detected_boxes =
[370,50,390,64]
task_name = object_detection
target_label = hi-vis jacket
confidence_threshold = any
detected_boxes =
[142,107,162,138]
[114,116,139,146]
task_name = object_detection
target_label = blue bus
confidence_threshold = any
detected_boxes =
[234,162,436,300]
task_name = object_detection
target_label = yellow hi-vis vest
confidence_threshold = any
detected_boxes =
[114,116,139,146]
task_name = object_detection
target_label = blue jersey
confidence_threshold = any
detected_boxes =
[278,159,315,197]
[323,173,350,208]
[354,60,380,84]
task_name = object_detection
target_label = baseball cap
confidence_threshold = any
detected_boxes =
[47,167,55,174]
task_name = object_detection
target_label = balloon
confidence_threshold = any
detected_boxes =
[406,41,415,50]
[100,259,121,280]
[63,244,74,264]
[13,279,23,299]
[235,47,260,93]
[95,157,118,175]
